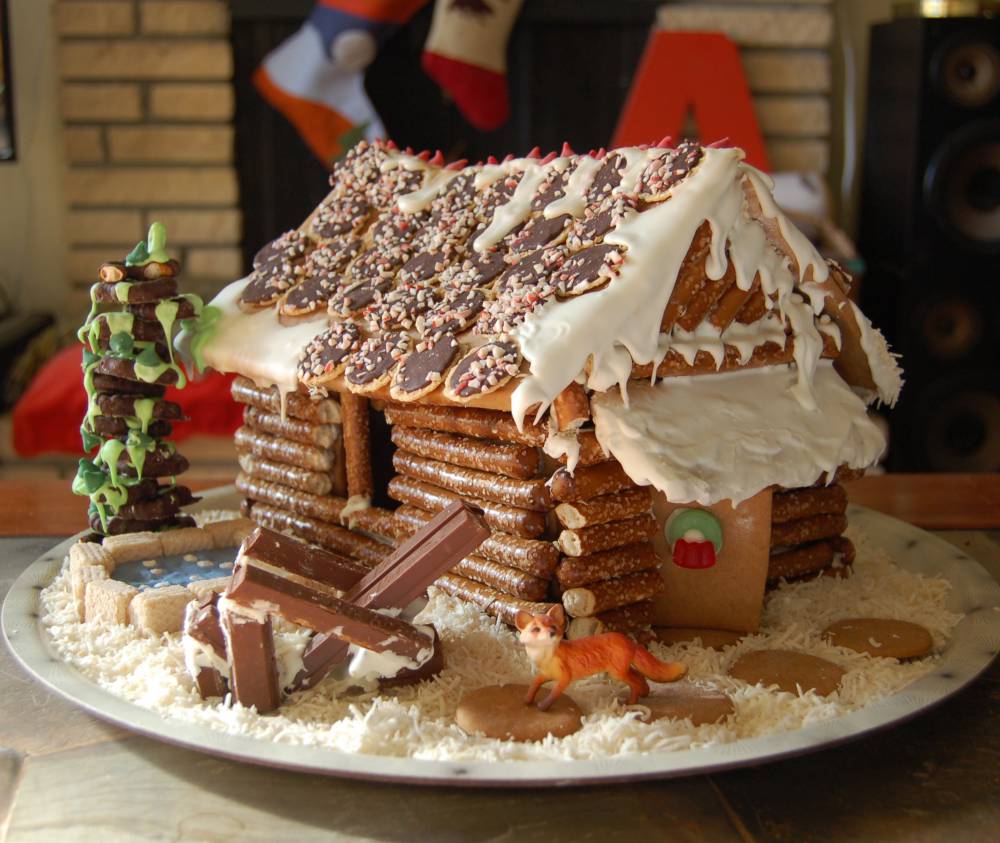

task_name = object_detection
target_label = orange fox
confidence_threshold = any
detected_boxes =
[515,605,687,710]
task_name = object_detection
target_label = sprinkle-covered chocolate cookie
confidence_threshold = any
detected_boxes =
[396,249,457,286]
[495,247,565,296]
[553,243,626,295]
[473,170,522,220]
[586,153,627,202]
[420,205,478,250]
[567,196,638,250]
[297,321,362,385]
[422,289,485,337]
[363,283,439,332]
[370,208,427,250]
[239,260,303,309]
[531,161,575,211]
[445,339,522,401]
[330,278,392,319]
[280,273,341,318]
[344,331,411,392]
[253,229,311,271]
[636,140,703,201]
[344,245,408,287]
[507,214,571,254]
[373,162,423,206]
[310,196,372,239]
[390,333,461,401]
[328,140,384,196]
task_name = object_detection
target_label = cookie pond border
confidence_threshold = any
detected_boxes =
[3,489,1000,788]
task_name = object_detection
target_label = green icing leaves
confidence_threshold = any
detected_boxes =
[109,331,134,357]
[125,221,170,266]
[74,458,108,495]
[80,425,102,453]
[181,303,219,375]
[125,240,150,266]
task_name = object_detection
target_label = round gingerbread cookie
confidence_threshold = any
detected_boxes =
[455,684,583,742]
[654,627,744,651]
[822,618,933,660]
[636,683,735,726]
[728,649,845,697]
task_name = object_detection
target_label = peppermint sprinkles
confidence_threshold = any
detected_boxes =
[363,283,439,333]
[240,259,304,307]
[566,196,638,250]
[298,322,362,383]
[311,196,372,238]
[392,334,461,398]
[422,289,485,337]
[447,340,522,399]
[636,140,704,199]
[553,244,626,296]
[345,332,411,388]
[252,229,311,271]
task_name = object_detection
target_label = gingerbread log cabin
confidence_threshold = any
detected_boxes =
[191,138,903,637]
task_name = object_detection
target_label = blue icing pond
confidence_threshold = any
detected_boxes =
[112,546,238,591]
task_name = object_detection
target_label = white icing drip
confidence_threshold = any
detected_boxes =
[199,278,329,402]
[818,315,842,351]
[799,280,830,315]
[339,494,371,528]
[670,322,726,368]
[473,163,506,190]
[396,169,459,214]
[217,594,270,625]
[848,301,904,407]
[722,314,788,364]
[543,155,604,219]
[590,361,886,506]
[345,623,435,682]
[473,159,553,252]
[782,292,824,410]
[511,148,745,427]
[273,628,310,692]
[614,147,659,196]
[543,428,582,475]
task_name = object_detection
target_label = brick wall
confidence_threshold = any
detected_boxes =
[657,0,834,174]
[54,0,241,303]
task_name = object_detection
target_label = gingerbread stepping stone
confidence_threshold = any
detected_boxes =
[729,649,844,697]
[823,618,933,660]
[636,683,735,725]
[456,684,583,742]
[654,627,744,651]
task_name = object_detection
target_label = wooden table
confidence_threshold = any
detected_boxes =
[1,476,999,842]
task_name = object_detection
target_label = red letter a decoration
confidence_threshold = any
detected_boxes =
[612,31,770,172]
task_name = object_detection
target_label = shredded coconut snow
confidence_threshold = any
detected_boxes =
[39,524,961,762]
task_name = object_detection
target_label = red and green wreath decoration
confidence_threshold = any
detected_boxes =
[665,508,723,569]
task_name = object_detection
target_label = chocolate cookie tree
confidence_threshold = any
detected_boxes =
[74,223,208,535]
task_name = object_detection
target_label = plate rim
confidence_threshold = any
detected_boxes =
[4,488,999,787]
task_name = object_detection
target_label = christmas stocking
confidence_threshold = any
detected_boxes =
[421,0,525,131]
[254,0,428,165]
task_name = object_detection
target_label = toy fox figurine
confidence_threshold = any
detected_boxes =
[515,605,687,710]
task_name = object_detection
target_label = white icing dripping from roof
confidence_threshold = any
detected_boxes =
[591,362,886,506]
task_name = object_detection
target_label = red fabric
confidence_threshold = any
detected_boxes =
[12,345,243,457]
[421,51,510,132]
[612,31,770,171]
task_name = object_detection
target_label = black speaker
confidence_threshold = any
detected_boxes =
[859,14,1000,472]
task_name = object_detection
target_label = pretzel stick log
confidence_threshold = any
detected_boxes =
[676,259,736,333]
[708,274,759,332]
[347,505,399,539]
[454,555,550,601]
[248,503,387,567]
[561,569,664,618]
[388,476,547,539]
[770,513,848,548]
[236,473,346,523]
[558,430,608,467]
[234,426,335,472]
[772,484,847,523]
[555,488,653,529]
[340,391,374,501]
[390,426,541,480]
[555,543,661,589]
[435,574,555,626]
[736,287,768,324]
[660,221,712,333]
[549,461,636,502]
[767,540,834,581]
[231,376,341,423]
[597,599,656,633]
[552,382,591,431]
[243,406,340,449]
[393,451,553,512]
[557,515,658,557]
[393,505,560,577]
[237,453,334,497]
[384,402,546,446]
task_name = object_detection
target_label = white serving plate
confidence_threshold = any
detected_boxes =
[3,487,999,787]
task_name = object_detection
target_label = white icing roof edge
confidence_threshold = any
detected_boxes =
[591,362,886,506]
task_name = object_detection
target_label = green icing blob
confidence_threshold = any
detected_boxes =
[181,303,220,374]
[146,222,170,264]
[133,398,155,434]
[154,299,180,364]
[80,425,102,453]
[125,240,150,266]
[114,281,132,303]
[109,331,134,357]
